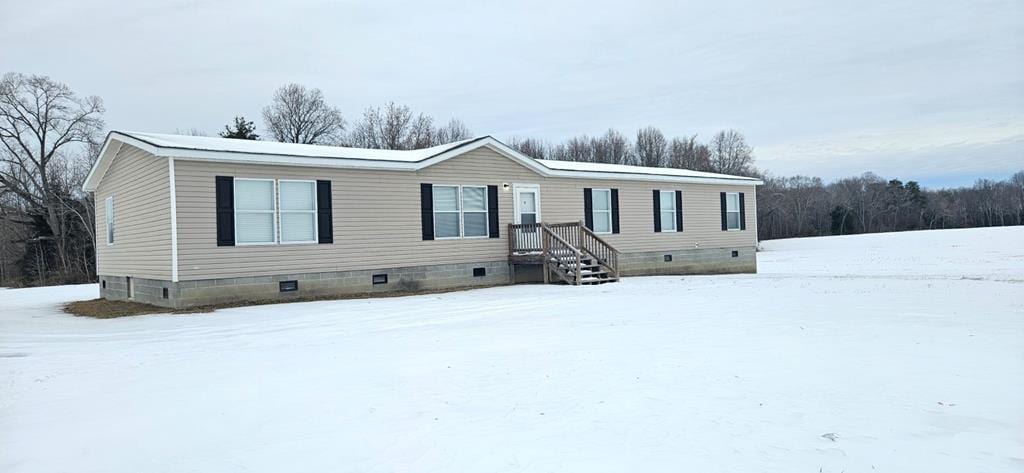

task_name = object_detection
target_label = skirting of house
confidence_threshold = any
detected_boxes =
[618,246,757,276]
[98,246,756,309]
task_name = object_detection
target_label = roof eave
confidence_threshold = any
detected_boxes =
[83,133,763,192]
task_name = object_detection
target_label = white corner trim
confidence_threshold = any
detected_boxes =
[168,157,179,282]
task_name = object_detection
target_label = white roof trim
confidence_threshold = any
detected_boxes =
[83,131,762,191]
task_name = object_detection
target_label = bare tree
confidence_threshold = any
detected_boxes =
[0,73,104,278]
[561,136,594,162]
[592,129,631,164]
[349,103,473,149]
[262,84,345,144]
[669,135,712,171]
[433,118,472,144]
[634,126,668,167]
[510,137,550,159]
[708,129,755,175]
[174,128,208,136]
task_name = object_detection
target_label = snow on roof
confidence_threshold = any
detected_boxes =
[84,131,762,191]
[121,131,475,162]
[536,159,759,182]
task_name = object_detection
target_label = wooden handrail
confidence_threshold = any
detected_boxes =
[509,220,621,283]
[580,224,620,253]
[541,223,583,285]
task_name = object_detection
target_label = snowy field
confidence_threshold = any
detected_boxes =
[2,227,1022,472]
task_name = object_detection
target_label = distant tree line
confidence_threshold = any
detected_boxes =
[756,171,1024,241]
[508,128,756,176]
[1,73,1021,286]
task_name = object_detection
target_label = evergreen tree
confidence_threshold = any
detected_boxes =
[220,116,259,140]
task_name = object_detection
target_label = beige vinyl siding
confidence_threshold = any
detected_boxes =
[173,147,755,280]
[94,144,172,279]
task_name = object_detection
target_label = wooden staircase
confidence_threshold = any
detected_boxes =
[508,221,621,285]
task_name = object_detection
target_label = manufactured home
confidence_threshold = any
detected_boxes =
[83,132,761,308]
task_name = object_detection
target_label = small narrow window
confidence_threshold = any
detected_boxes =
[105,196,114,245]
[279,180,317,244]
[659,191,676,232]
[726,193,741,230]
[591,189,612,234]
[162,287,169,299]
[234,179,276,244]
[732,250,739,258]
[101,280,106,289]
[372,274,388,285]
[664,254,673,262]
[473,267,486,277]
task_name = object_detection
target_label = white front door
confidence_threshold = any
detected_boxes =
[513,184,541,225]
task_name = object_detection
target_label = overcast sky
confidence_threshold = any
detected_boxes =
[3,0,1021,187]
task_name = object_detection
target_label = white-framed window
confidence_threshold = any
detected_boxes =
[591,189,612,234]
[234,178,277,245]
[433,185,461,239]
[433,185,489,239]
[660,190,676,232]
[105,196,114,245]
[726,192,741,230]
[278,180,318,244]
[461,186,489,238]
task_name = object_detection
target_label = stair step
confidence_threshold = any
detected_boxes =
[580,276,619,284]
[559,263,600,270]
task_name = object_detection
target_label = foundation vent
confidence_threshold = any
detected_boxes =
[279,280,299,292]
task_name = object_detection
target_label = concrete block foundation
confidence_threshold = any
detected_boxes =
[99,246,756,309]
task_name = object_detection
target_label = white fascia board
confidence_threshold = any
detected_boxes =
[415,137,554,175]
[422,137,761,186]
[160,148,421,171]
[83,132,160,192]
[543,169,763,186]
[87,133,762,190]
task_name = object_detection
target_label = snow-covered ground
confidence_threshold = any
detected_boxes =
[1,227,1022,472]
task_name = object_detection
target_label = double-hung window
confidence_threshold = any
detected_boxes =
[461,186,488,237]
[725,192,741,230]
[234,179,277,244]
[433,185,489,239]
[279,180,317,244]
[659,191,677,232]
[591,189,612,234]
[105,196,114,245]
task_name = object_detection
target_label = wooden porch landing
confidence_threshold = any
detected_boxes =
[508,221,621,285]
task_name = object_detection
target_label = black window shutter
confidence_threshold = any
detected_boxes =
[652,190,661,232]
[739,192,746,230]
[215,176,235,246]
[421,183,434,240]
[487,185,499,238]
[316,180,333,244]
[720,192,728,231]
[583,188,593,230]
[611,188,620,234]
[675,190,684,232]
